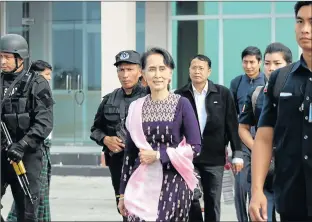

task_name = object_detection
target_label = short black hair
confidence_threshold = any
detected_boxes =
[241,46,262,62]
[140,47,175,70]
[31,60,52,72]
[294,1,312,17]
[264,42,293,64]
[190,54,212,68]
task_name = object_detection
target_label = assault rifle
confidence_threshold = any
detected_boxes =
[1,121,34,204]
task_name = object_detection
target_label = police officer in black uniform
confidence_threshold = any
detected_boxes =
[90,50,147,220]
[1,34,54,222]
[249,1,312,221]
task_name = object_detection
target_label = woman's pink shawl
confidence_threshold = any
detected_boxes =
[124,96,198,221]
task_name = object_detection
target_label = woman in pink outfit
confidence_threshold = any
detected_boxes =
[118,47,202,222]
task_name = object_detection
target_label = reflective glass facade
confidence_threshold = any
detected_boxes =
[171,1,298,89]
[4,1,145,149]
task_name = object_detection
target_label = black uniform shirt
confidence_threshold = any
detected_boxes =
[239,86,265,128]
[1,71,53,149]
[258,55,312,216]
[90,84,147,151]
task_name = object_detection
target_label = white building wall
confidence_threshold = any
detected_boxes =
[145,2,170,50]
[101,2,136,97]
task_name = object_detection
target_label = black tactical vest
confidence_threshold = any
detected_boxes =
[103,85,147,139]
[1,70,38,141]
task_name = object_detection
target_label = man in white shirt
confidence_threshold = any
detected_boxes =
[175,54,244,222]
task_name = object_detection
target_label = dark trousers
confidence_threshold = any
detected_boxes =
[280,214,312,222]
[191,164,224,222]
[105,151,127,222]
[189,199,203,222]
[234,146,251,222]
[1,148,44,222]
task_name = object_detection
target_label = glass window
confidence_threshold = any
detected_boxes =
[223,19,271,87]
[203,20,219,84]
[275,2,297,15]
[172,20,178,89]
[202,2,219,15]
[5,1,102,147]
[276,18,298,61]
[86,2,101,24]
[172,20,219,89]
[6,2,26,36]
[52,27,83,90]
[53,2,101,24]
[6,2,23,30]
[136,2,145,54]
[50,2,102,146]
[174,2,198,16]
[222,2,271,15]
[172,2,219,16]
[52,2,83,21]
[87,32,101,90]
[173,21,199,89]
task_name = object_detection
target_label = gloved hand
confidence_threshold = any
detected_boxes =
[7,140,27,163]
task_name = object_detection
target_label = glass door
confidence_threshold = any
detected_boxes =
[5,1,102,149]
[51,21,82,146]
[72,25,102,146]
[50,2,102,148]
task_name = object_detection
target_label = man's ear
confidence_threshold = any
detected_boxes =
[207,68,212,78]
[17,57,24,66]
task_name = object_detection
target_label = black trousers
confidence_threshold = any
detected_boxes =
[189,164,224,222]
[1,148,43,222]
[189,199,204,222]
[106,151,127,222]
[280,214,312,222]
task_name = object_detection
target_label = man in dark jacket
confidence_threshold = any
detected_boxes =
[175,54,243,222]
[90,50,147,221]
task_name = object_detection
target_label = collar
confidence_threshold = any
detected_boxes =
[121,83,143,97]
[178,80,218,94]
[2,71,22,81]
[192,81,208,94]
[244,72,265,81]
[290,54,311,74]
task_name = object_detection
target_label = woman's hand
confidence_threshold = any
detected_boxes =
[118,198,127,217]
[139,149,158,165]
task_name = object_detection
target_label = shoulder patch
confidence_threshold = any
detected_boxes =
[37,88,54,108]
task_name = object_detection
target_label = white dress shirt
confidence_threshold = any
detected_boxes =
[192,81,243,165]
[192,81,208,135]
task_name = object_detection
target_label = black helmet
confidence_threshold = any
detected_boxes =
[0,34,29,59]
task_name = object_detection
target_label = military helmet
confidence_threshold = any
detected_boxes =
[0,34,29,59]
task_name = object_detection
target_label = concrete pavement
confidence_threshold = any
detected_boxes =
[2,176,238,221]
